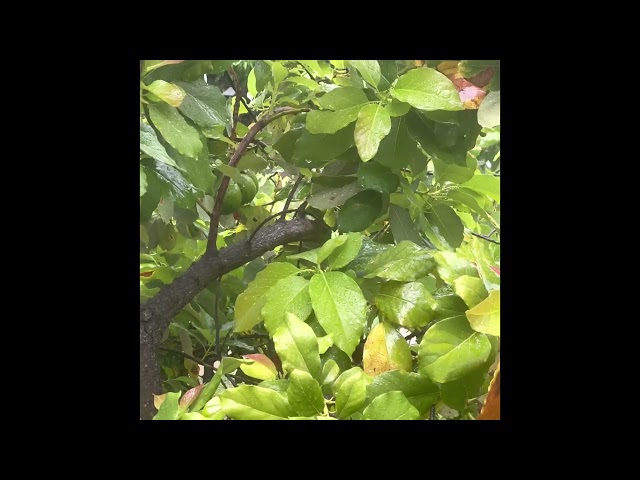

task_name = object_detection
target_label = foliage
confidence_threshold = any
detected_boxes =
[140,59,500,420]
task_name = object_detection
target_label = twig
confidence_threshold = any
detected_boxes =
[238,334,270,339]
[468,230,500,245]
[371,223,390,241]
[206,107,309,254]
[214,278,222,359]
[280,175,304,220]
[227,67,242,139]
[196,198,212,217]
[248,209,298,242]
[158,347,217,371]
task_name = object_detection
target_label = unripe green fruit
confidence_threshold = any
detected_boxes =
[221,183,242,215]
[237,172,258,205]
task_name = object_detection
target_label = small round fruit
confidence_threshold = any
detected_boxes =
[221,183,242,215]
[237,172,258,204]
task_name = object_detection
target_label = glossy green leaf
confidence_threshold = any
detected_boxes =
[318,87,369,110]
[447,189,497,228]
[317,335,333,354]
[478,91,500,128]
[273,313,321,379]
[363,322,413,376]
[288,234,349,266]
[433,154,477,184]
[373,116,417,171]
[148,102,202,158]
[467,236,501,291]
[292,124,355,167]
[453,275,489,308]
[320,359,340,384]
[434,251,479,284]
[337,190,383,233]
[348,239,393,277]
[259,379,290,397]
[234,262,300,332]
[200,396,226,420]
[423,203,464,249]
[418,315,491,383]
[152,160,198,208]
[307,181,362,210]
[240,354,278,381]
[333,367,364,393]
[363,391,419,420]
[357,162,399,194]
[219,385,294,420]
[366,370,438,415]
[463,174,500,203]
[349,60,381,88]
[309,271,367,357]
[175,80,228,128]
[236,152,268,172]
[389,205,422,245]
[354,103,392,161]
[140,166,147,196]
[335,372,367,419]
[287,369,325,416]
[145,60,234,83]
[406,110,467,167]
[189,357,253,412]
[384,100,411,117]
[391,67,463,111]
[167,141,215,195]
[324,232,363,270]
[145,80,186,107]
[433,293,468,320]
[375,281,435,328]
[273,128,304,163]
[363,241,436,281]
[262,276,312,335]
[466,290,500,336]
[140,123,180,169]
[153,391,182,420]
[306,107,363,134]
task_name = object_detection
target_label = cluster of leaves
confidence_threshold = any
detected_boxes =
[140,60,500,420]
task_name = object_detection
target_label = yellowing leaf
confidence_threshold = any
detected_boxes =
[363,322,412,376]
[144,80,186,107]
[466,290,500,336]
[437,60,460,76]
[240,354,277,381]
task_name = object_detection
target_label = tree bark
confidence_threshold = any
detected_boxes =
[140,215,329,420]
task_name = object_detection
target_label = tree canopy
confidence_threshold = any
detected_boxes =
[140,60,500,420]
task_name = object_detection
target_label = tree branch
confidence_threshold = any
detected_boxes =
[280,175,304,220]
[206,107,309,255]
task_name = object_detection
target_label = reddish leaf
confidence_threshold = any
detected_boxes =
[140,271,154,278]
[489,265,500,276]
[477,362,500,420]
[468,68,495,88]
[179,384,205,410]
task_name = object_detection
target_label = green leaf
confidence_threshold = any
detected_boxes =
[236,152,268,172]
[462,174,500,203]
[273,313,321,379]
[219,385,294,420]
[144,80,186,107]
[434,251,479,284]
[292,124,355,167]
[354,103,392,161]
[324,232,363,270]
[389,205,422,245]
[348,239,393,277]
[391,68,463,111]
[384,100,411,117]
[333,366,364,393]
[363,322,413,376]
[234,263,300,332]
[273,128,304,163]
[406,110,467,167]
[335,372,367,419]
[167,141,215,195]
[478,90,500,128]
[433,154,477,184]
[418,315,491,383]
[140,123,180,169]
[239,354,278,381]
[288,234,349,266]
[423,203,464,249]
[318,335,333,354]
[349,60,381,89]
[180,412,216,420]
[153,391,182,420]
[357,162,399,194]
[337,190,384,233]
[148,103,202,158]
[453,275,489,308]
[375,281,435,328]
[466,290,500,336]
[151,160,198,208]
[320,359,340,384]
[447,189,497,228]
[433,293,468,320]
[175,80,228,128]
[189,357,253,412]
[363,391,419,420]
[307,181,362,210]
[287,369,325,416]
[286,75,321,91]
[366,370,438,415]
[140,166,147,196]
[317,87,369,110]
[306,107,363,134]
[363,241,436,281]
[309,271,367,357]
[262,276,312,335]
[145,60,234,83]
[200,396,225,419]
[373,116,417,171]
